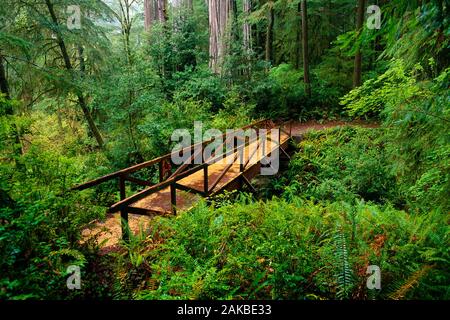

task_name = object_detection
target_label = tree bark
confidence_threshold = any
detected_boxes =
[243,0,252,53]
[265,1,274,64]
[45,0,104,148]
[144,0,153,32]
[296,2,301,69]
[208,0,235,74]
[0,54,10,101]
[157,0,167,23]
[353,0,365,88]
[301,0,311,97]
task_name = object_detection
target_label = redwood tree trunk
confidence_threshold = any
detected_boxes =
[208,0,235,74]
[144,0,167,31]
[265,1,274,64]
[144,0,153,31]
[301,0,311,97]
[157,0,167,23]
[243,0,252,53]
[353,0,365,88]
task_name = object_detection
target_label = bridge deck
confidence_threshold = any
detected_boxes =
[130,132,290,214]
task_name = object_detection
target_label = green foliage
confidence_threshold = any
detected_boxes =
[382,66,450,213]
[122,197,449,300]
[170,67,227,111]
[340,60,425,118]
[381,1,449,72]
[279,126,398,205]
[0,150,105,299]
[340,61,449,213]
[334,228,354,299]
[1,0,448,301]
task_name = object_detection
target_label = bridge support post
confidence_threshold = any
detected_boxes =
[159,161,164,182]
[239,143,244,173]
[170,183,177,215]
[203,165,209,196]
[119,175,129,241]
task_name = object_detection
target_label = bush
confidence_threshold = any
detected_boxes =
[340,61,450,213]
[128,197,448,300]
[277,126,400,205]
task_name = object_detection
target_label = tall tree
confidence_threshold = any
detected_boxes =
[243,0,252,54]
[44,0,104,148]
[144,0,167,32]
[157,0,168,23]
[301,0,311,97]
[265,1,274,64]
[353,0,365,87]
[144,0,155,31]
[208,0,236,74]
[0,53,9,101]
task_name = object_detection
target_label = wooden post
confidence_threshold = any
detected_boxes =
[289,120,292,138]
[204,165,209,196]
[239,140,244,172]
[170,183,177,215]
[234,136,244,172]
[278,128,281,147]
[159,161,164,182]
[119,175,129,241]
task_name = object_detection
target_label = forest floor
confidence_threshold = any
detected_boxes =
[81,119,378,252]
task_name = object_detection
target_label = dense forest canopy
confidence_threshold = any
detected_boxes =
[0,0,448,300]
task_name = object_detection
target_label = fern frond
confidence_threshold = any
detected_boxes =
[334,228,354,299]
[388,265,433,300]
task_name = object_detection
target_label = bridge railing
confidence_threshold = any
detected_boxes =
[73,118,293,240]
[71,120,273,200]
[106,118,283,213]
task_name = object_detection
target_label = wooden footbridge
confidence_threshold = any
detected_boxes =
[73,119,294,240]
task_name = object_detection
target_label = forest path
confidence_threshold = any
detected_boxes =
[81,119,377,251]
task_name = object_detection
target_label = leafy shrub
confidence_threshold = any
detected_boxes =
[340,60,425,118]
[129,197,448,300]
[278,126,399,205]
[340,61,449,213]
[0,145,105,299]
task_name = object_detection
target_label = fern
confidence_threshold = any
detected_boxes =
[334,228,354,299]
[388,265,433,300]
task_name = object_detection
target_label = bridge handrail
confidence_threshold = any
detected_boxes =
[71,118,271,192]
[109,122,291,214]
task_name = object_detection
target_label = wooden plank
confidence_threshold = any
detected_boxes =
[168,140,204,179]
[109,180,173,212]
[72,171,120,191]
[72,119,271,191]
[174,182,204,195]
[126,206,163,216]
[244,138,260,169]
[109,163,207,212]
[208,162,234,193]
[124,175,153,187]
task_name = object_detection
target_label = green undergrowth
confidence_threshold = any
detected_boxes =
[114,196,448,300]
